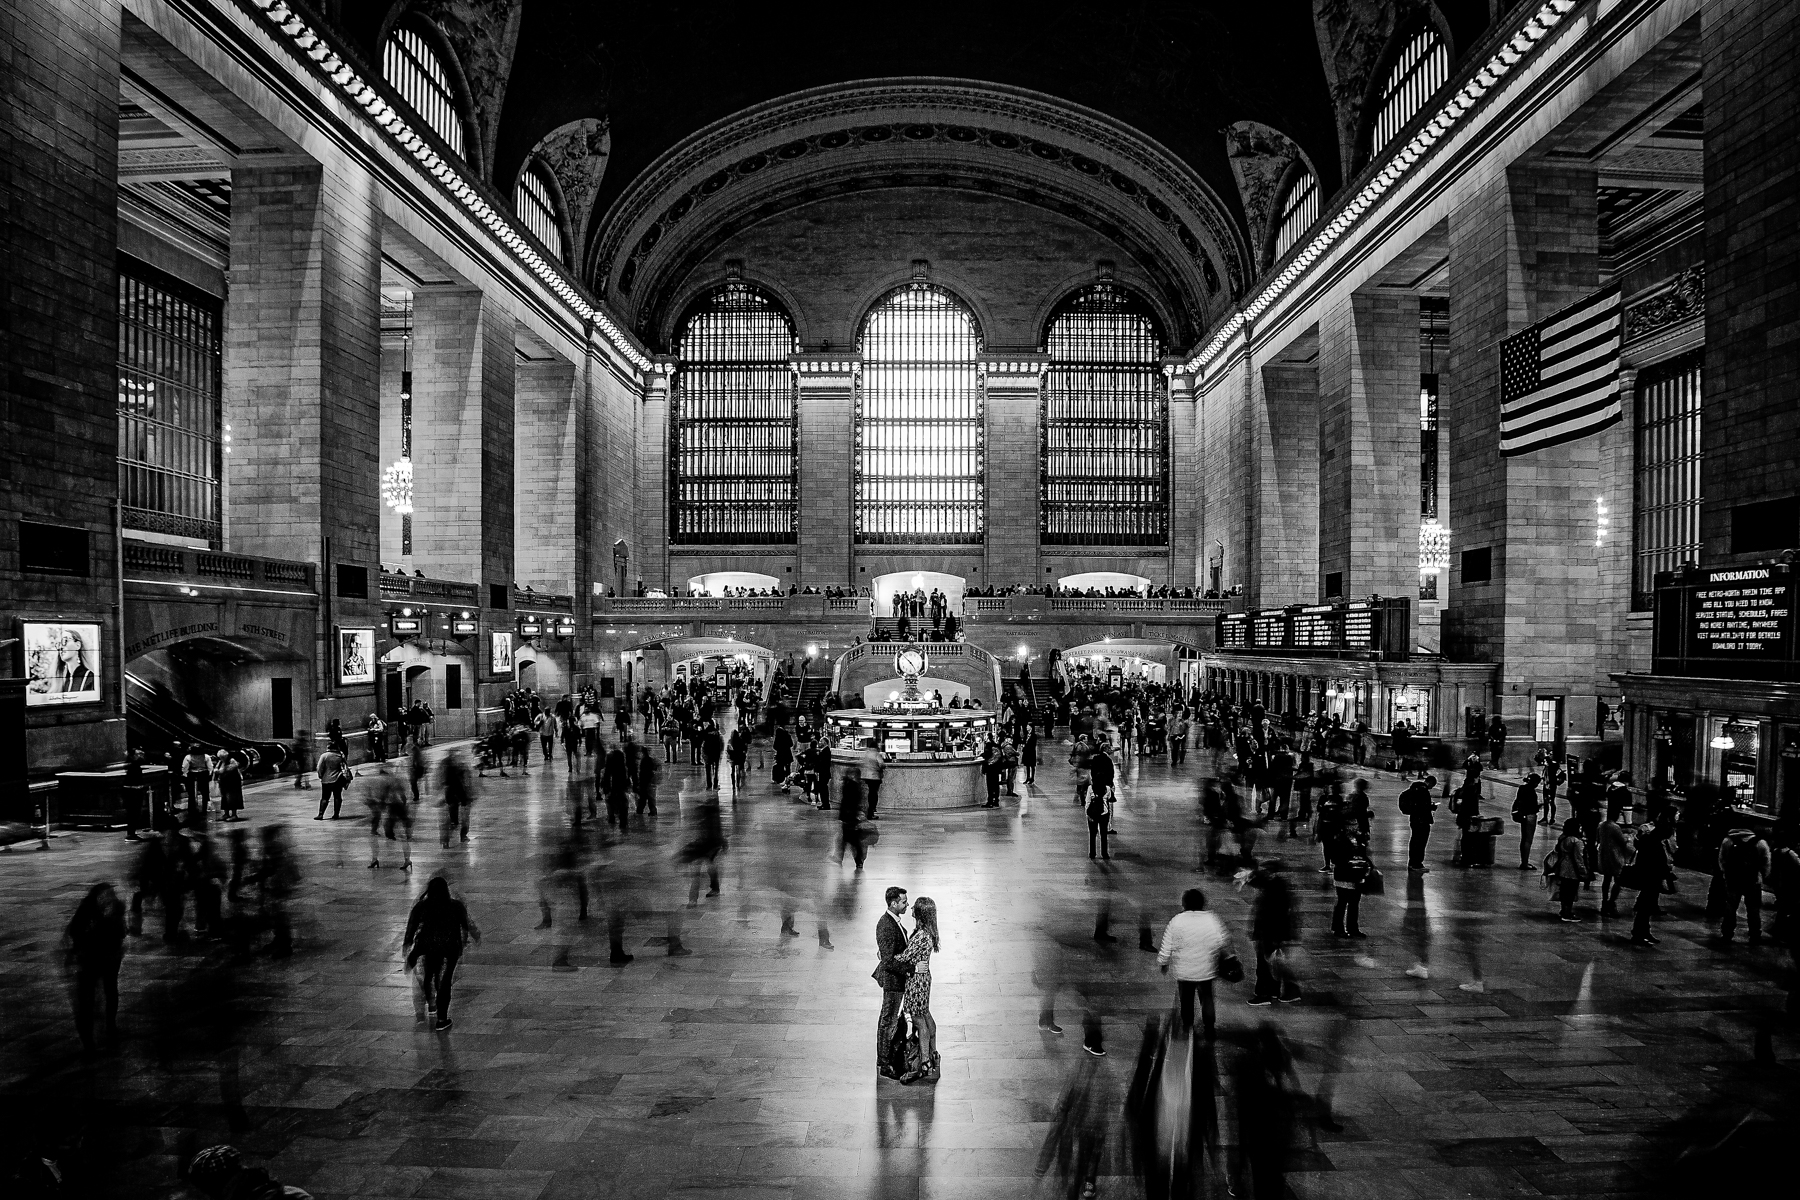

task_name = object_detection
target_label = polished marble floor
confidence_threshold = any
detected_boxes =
[2,737,1795,1199]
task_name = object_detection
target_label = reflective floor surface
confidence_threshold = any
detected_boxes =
[1,738,1795,1198]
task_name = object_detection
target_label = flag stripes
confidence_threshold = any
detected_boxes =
[1498,286,1622,456]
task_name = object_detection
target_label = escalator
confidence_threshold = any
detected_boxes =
[126,672,292,776]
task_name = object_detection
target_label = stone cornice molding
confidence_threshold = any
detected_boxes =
[592,78,1248,346]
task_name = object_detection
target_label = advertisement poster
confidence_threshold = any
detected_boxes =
[338,628,375,686]
[490,631,513,676]
[21,621,103,707]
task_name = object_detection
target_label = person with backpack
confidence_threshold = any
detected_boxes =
[1449,774,1482,867]
[1549,825,1592,923]
[1717,826,1772,944]
[1512,774,1542,870]
[1090,744,1118,838]
[1598,810,1633,917]
[1399,775,1437,873]
[1627,822,1676,946]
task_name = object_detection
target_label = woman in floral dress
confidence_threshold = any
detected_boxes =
[898,896,941,1083]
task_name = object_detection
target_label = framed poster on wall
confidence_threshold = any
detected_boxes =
[338,628,375,686]
[490,631,513,676]
[20,621,103,707]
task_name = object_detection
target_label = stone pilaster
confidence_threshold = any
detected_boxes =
[982,356,1045,587]
[514,356,579,592]
[1700,0,1800,563]
[409,285,516,590]
[1252,357,1321,606]
[796,356,858,588]
[1317,291,1421,601]
[2,0,128,773]
[1445,160,1607,757]
[1168,369,1201,589]
[1197,345,1252,596]
[636,364,671,593]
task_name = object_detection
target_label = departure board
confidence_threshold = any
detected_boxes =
[1342,603,1376,649]
[1214,597,1410,659]
[1291,605,1338,648]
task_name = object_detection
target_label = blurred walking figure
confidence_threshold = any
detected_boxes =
[1629,821,1677,946]
[291,729,314,788]
[600,746,632,831]
[837,767,870,869]
[130,826,190,943]
[365,761,412,871]
[1232,1025,1304,1200]
[65,882,127,1052]
[257,824,300,958]
[1248,860,1300,1005]
[405,876,478,1031]
[1157,888,1233,1040]
[635,749,661,816]
[440,750,475,846]
[681,793,727,903]
[1036,1054,1107,1200]
[536,834,591,971]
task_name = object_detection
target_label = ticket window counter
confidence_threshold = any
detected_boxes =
[1388,687,1430,733]
[1712,718,1768,816]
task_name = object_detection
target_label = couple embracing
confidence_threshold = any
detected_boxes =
[873,886,941,1085]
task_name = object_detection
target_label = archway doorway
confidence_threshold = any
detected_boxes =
[871,571,965,618]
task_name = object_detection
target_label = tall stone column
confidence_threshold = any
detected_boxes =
[983,357,1045,587]
[225,162,383,570]
[796,356,857,589]
[1168,370,1201,589]
[1316,292,1420,601]
[3,0,128,771]
[635,364,670,594]
[1197,346,1252,596]
[409,285,515,590]
[1251,356,1321,606]
[1446,160,1606,760]
[1699,0,1799,561]
[514,356,579,592]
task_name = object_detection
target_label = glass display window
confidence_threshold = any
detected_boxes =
[1388,686,1430,731]
[1715,719,1762,812]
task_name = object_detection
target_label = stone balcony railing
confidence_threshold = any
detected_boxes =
[379,574,481,604]
[592,593,1230,622]
[513,588,575,613]
[123,539,316,591]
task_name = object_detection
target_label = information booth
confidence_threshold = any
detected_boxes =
[826,648,995,810]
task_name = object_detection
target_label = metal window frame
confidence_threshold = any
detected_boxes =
[1632,351,1703,609]
[1274,170,1320,261]
[384,27,465,158]
[1040,282,1168,547]
[670,281,799,545]
[1372,28,1450,156]
[117,256,223,547]
[515,166,563,260]
[854,282,986,545]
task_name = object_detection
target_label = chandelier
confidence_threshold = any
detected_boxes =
[1419,518,1450,574]
[381,458,414,514]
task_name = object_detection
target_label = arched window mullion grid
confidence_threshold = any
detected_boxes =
[670,282,799,545]
[1371,28,1450,157]
[383,26,466,159]
[1273,168,1319,262]
[515,165,564,261]
[855,284,985,544]
[1041,283,1168,546]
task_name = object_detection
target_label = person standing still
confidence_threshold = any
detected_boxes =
[1552,826,1591,923]
[314,746,349,819]
[1598,811,1633,915]
[1512,774,1542,870]
[1399,775,1435,873]
[873,887,914,1080]
[1717,826,1772,943]
[859,746,885,819]
[1487,715,1508,768]
[1157,888,1231,1039]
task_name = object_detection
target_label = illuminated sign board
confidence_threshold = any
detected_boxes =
[451,619,479,636]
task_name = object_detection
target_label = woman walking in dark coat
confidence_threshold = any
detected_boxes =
[66,882,127,1051]
[600,747,632,831]
[1629,823,1676,946]
[404,876,479,1031]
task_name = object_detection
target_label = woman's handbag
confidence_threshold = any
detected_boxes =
[1217,951,1245,984]
[1358,867,1385,895]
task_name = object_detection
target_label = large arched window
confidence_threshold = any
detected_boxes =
[1041,283,1168,546]
[1273,168,1319,261]
[856,284,984,544]
[383,26,466,158]
[515,162,565,260]
[671,282,798,544]
[1371,28,1450,156]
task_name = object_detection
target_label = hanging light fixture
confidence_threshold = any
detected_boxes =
[1709,719,1736,751]
[1419,518,1451,574]
[381,458,414,514]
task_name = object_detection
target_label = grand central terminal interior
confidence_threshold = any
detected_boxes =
[2,1,1795,1197]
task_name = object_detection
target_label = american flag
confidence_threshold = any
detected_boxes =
[1497,286,1622,457]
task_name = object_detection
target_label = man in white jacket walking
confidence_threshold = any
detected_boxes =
[1157,888,1232,1039]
